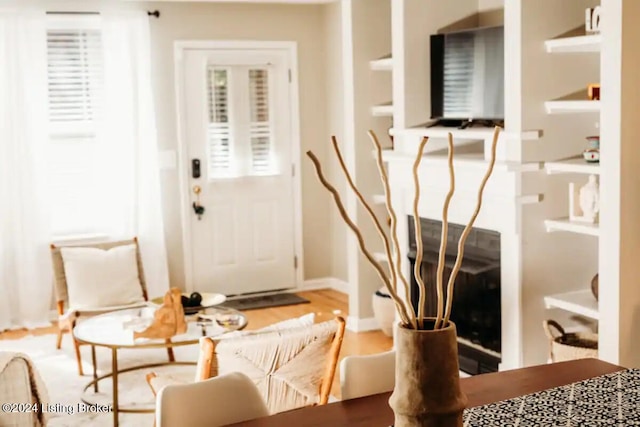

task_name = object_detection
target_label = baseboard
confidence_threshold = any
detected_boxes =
[346,315,380,333]
[301,277,348,294]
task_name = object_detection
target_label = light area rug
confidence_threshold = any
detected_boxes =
[1,334,199,426]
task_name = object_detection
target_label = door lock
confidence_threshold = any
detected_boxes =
[191,159,201,179]
[192,185,205,220]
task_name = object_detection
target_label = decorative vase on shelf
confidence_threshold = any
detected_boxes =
[389,319,467,427]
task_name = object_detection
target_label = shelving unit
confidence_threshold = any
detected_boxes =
[389,126,541,141]
[541,20,602,336]
[371,194,386,205]
[545,34,601,53]
[544,100,600,114]
[373,252,388,263]
[543,290,599,320]
[369,55,393,71]
[378,149,543,173]
[545,157,600,175]
[371,102,394,117]
[544,218,600,237]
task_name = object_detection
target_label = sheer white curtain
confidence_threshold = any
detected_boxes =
[99,11,169,299]
[0,10,53,330]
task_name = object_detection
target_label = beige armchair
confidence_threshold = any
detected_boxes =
[148,316,346,415]
[50,237,170,375]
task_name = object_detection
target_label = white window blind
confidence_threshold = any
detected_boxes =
[205,65,276,180]
[443,33,475,118]
[207,68,233,178]
[47,27,105,237]
[248,69,274,175]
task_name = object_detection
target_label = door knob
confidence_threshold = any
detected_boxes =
[192,185,205,220]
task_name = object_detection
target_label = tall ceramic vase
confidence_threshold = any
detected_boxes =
[389,319,467,427]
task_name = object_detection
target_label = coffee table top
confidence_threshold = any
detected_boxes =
[73,306,248,348]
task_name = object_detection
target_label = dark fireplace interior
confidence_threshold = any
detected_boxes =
[408,217,501,375]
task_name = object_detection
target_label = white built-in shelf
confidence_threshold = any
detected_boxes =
[371,102,394,117]
[544,289,599,320]
[372,194,386,205]
[545,34,602,53]
[545,100,601,114]
[373,252,388,263]
[378,150,542,173]
[545,157,600,175]
[389,126,541,141]
[544,218,600,236]
[369,55,393,71]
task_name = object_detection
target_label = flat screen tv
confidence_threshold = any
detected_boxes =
[430,26,504,124]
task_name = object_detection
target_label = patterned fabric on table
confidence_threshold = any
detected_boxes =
[463,369,640,426]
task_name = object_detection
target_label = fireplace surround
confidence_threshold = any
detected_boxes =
[407,217,501,375]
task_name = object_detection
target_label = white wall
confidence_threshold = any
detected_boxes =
[323,1,348,283]
[479,0,504,11]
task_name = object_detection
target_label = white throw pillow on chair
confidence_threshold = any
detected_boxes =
[61,244,145,310]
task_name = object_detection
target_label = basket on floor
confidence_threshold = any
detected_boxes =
[543,319,598,362]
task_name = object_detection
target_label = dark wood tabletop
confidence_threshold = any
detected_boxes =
[228,358,624,427]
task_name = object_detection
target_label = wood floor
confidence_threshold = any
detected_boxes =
[0,289,393,398]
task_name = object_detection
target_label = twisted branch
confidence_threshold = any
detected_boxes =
[434,134,456,329]
[442,126,501,327]
[411,137,430,329]
[306,150,412,326]
[368,130,417,329]
[330,136,399,295]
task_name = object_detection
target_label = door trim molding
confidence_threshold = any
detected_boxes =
[174,40,303,293]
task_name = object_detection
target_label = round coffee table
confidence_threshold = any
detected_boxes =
[73,306,247,426]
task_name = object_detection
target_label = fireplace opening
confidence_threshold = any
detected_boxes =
[407,217,501,375]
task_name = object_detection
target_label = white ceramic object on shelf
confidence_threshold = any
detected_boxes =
[569,174,600,224]
[372,287,395,337]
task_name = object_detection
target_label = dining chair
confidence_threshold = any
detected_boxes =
[156,371,269,427]
[340,350,396,400]
[148,316,346,415]
[50,237,171,375]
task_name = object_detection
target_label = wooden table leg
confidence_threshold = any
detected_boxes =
[112,348,119,427]
[166,338,175,362]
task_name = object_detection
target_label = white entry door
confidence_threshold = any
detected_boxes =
[180,46,298,296]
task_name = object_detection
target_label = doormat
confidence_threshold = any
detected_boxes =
[221,293,310,311]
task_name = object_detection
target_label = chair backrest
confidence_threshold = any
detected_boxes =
[340,350,396,400]
[156,371,269,427]
[196,316,346,414]
[50,237,148,305]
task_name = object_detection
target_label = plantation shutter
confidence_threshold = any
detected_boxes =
[443,33,475,118]
[207,67,233,178]
[47,27,105,236]
[206,66,276,179]
[248,68,274,175]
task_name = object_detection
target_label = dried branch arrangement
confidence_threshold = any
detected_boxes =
[306,127,501,330]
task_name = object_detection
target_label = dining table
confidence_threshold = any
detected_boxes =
[227,358,625,426]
